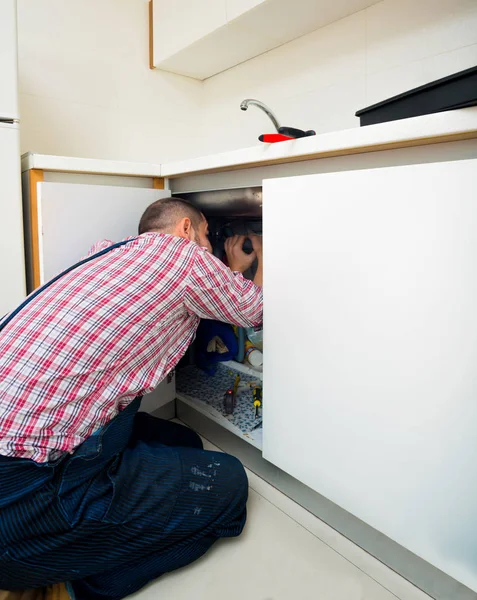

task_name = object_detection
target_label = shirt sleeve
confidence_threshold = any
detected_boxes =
[184,248,263,327]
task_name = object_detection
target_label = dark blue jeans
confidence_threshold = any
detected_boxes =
[0,398,248,599]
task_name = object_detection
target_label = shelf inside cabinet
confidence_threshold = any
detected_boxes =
[175,361,263,450]
[222,360,262,380]
[176,392,263,450]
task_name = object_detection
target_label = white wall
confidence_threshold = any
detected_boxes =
[16,0,477,163]
[16,0,203,163]
[201,0,477,156]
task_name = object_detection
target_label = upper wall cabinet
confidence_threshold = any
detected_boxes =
[150,0,380,80]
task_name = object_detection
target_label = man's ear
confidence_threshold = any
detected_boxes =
[174,217,193,240]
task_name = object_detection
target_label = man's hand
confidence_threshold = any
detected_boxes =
[225,235,256,273]
[249,234,262,259]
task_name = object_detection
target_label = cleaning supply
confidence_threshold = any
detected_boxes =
[245,326,263,351]
[223,374,241,415]
[244,340,263,368]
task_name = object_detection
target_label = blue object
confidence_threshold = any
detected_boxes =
[195,319,239,375]
[235,326,245,362]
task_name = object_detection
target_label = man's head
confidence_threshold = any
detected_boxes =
[138,197,212,252]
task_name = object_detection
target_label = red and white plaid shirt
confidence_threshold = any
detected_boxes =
[0,233,262,463]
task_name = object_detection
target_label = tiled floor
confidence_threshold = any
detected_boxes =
[132,433,432,600]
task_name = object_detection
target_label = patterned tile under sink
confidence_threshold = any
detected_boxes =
[176,363,262,434]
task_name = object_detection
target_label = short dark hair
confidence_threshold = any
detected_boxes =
[138,197,204,235]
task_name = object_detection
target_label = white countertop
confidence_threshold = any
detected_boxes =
[22,108,477,179]
[161,108,477,177]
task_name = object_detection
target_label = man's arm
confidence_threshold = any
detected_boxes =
[251,235,263,287]
[184,239,263,327]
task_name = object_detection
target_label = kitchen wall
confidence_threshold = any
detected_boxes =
[16,0,203,163]
[16,0,477,163]
[200,0,477,156]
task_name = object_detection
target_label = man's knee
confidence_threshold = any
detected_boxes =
[178,427,203,450]
[130,413,203,450]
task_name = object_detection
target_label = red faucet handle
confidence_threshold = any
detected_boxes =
[258,133,294,143]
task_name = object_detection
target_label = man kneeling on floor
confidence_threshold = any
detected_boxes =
[0,197,263,600]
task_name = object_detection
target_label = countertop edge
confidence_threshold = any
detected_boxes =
[20,152,163,178]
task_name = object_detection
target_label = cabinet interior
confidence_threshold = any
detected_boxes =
[174,188,264,449]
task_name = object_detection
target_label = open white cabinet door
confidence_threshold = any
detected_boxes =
[35,182,172,414]
[263,159,477,591]
[37,183,168,284]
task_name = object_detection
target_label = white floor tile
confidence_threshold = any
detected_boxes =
[130,427,430,600]
[132,485,396,600]
[202,437,430,600]
[244,470,431,600]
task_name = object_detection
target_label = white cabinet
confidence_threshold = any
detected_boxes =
[150,0,380,80]
[262,159,477,589]
[138,372,176,415]
[152,0,226,68]
[34,182,167,284]
[0,0,19,119]
[225,0,263,21]
[20,151,477,593]
[0,123,25,316]
[22,176,173,414]
[0,0,24,318]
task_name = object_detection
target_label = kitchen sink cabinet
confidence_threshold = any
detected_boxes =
[172,157,477,596]
[21,151,477,598]
[176,158,477,593]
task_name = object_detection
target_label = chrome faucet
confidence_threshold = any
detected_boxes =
[240,99,281,133]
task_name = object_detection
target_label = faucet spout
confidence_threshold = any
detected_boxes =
[240,99,281,132]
